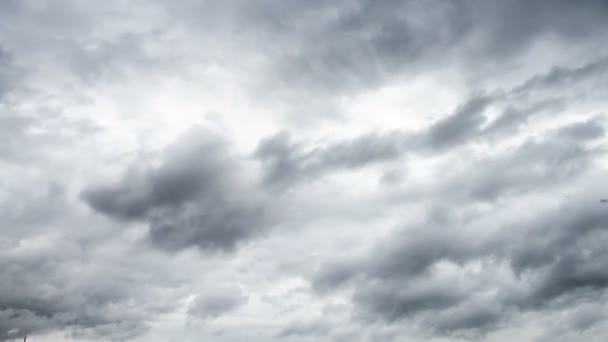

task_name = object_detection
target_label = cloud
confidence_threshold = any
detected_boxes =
[313,171,608,335]
[162,0,608,97]
[255,51,608,194]
[255,130,410,189]
[423,95,493,150]
[255,90,588,191]
[514,56,608,94]
[82,128,276,253]
[188,285,247,320]
[277,318,331,338]
[0,45,22,100]
[441,122,604,202]
[306,113,607,336]
[0,235,176,340]
[555,117,605,142]
[2,1,608,341]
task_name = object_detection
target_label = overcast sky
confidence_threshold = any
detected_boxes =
[2,1,608,341]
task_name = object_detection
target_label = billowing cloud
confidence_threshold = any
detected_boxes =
[82,128,276,253]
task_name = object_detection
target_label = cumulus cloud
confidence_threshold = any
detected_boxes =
[82,128,276,253]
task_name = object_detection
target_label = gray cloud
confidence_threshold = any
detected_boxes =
[555,117,605,142]
[256,51,608,192]
[0,1,178,89]
[428,301,504,336]
[354,277,470,322]
[0,45,21,100]
[308,116,607,336]
[256,91,576,190]
[254,100,485,189]
[314,174,608,335]
[255,130,410,189]
[82,129,275,253]
[0,168,207,341]
[2,1,608,341]
[188,285,247,320]
[423,95,493,150]
[448,124,604,202]
[0,236,178,340]
[514,57,608,94]
[163,0,608,97]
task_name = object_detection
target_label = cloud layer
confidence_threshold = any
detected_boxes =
[1,1,608,341]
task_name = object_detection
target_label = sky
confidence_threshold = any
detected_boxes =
[1,1,608,341]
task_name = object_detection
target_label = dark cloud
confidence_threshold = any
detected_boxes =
[354,278,469,322]
[312,257,362,293]
[255,130,410,189]
[0,237,176,341]
[82,129,275,253]
[367,221,481,281]
[188,286,247,319]
[555,117,605,142]
[464,0,608,57]
[423,95,493,150]
[530,252,608,306]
